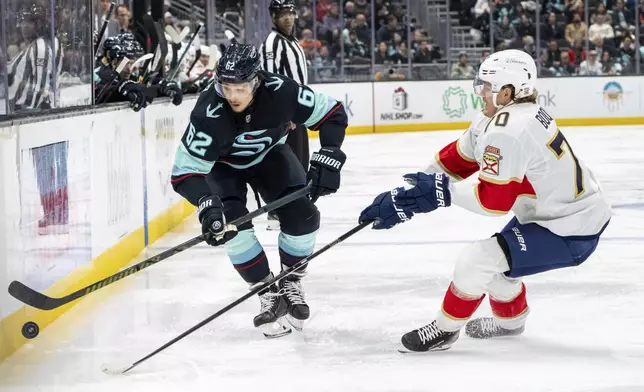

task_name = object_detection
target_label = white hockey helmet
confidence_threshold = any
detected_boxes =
[474,49,537,108]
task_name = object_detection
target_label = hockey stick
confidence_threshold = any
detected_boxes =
[94,2,116,57]
[101,221,371,375]
[8,186,311,311]
[94,57,132,104]
[185,35,201,76]
[167,23,203,81]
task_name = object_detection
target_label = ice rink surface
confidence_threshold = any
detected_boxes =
[1,127,643,392]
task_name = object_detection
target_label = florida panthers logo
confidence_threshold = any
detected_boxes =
[231,130,273,156]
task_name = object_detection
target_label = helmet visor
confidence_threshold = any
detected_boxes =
[215,77,259,100]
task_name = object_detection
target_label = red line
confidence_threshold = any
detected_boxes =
[170,173,205,183]
[310,102,342,130]
[235,252,266,270]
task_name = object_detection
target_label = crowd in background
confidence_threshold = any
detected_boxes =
[2,0,644,116]
[458,0,642,76]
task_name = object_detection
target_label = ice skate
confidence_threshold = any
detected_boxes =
[279,270,309,331]
[399,320,460,353]
[465,317,525,339]
[251,282,291,338]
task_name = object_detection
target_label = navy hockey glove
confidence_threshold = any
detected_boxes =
[359,187,414,230]
[197,195,238,246]
[160,79,183,106]
[395,172,451,214]
[118,80,147,112]
[307,147,346,203]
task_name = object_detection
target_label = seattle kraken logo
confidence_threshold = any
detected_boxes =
[231,130,273,156]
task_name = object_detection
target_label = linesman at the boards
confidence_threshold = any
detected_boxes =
[260,0,309,171]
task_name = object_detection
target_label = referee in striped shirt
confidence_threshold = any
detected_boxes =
[260,0,310,171]
[7,4,63,112]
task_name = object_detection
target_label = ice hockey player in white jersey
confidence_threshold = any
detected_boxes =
[359,49,612,352]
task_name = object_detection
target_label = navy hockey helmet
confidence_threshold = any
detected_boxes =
[215,43,261,85]
[103,36,128,63]
[269,0,296,15]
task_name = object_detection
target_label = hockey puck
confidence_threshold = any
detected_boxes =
[22,321,39,339]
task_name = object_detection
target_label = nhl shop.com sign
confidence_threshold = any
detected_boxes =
[380,87,423,121]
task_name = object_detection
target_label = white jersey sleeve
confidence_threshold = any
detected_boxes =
[424,111,488,181]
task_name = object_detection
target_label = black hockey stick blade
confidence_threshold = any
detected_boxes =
[101,221,371,374]
[8,186,311,311]
[94,2,116,57]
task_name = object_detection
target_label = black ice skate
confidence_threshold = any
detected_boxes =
[279,270,309,331]
[399,320,460,353]
[465,317,525,339]
[252,282,291,338]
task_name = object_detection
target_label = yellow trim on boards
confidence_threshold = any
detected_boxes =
[307,117,644,137]
[0,200,196,362]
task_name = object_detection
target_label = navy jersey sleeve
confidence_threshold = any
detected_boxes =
[171,88,225,205]
[266,74,347,148]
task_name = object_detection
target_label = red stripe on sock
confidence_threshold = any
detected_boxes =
[442,282,485,320]
[490,283,529,319]
[234,252,266,271]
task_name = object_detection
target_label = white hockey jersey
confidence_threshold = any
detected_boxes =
[425,102,611,236]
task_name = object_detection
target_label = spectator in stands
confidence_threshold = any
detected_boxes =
[300,28,321,61]
[115,5,132,34]
[516,14,535,40]
[620,35,636,72]
[375,41,390,64]
[545,0,566,14]
[354,0,369,15]
[592,37,607,59]
[579,49,602,75]
[377,15,400,45]
[542,12,565,42]
[346,29,369,64]
[389,32,403,57]
[567,38,586,65]
[476,49,490,69]
[494,15,518,47]
[552,51,577,75]
[601,50,622,75]
[345,1,357,19]
[312,44,337,79]
[354,13,371,45]
[565,0,583,21]
[316,0,333,22]
[565,12,587,46]
[521,35,537,58]
[612,0,634,41]
[589,14,615,41]
[321,3,341,39]
[164,11,181,35]
[413,39,441,63]
[545,39,562,67]
[451,53,476,79]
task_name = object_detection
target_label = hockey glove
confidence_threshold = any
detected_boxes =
[307,147,346,203]
[197,195,238,246]
[359,187,414,230]
[159,79,183,106]
[395,172,451,214]
[118,80,147,112]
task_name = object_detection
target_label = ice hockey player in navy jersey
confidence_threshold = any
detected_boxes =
[171,43,348,337]
[359,49,611,352]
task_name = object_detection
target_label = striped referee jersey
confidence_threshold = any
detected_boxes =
[260,29,307,85]
[7,36,63,111]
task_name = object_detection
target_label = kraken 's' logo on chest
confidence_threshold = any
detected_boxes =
[231,130,273,156]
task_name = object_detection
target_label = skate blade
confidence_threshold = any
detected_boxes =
[397,343,454,354]
[260,319,292,339]
[285,314,305,332]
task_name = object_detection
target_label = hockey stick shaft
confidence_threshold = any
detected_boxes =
[167,23,203,80]
[8,186,311,311]
[109,221,371,374]
[94,2,116,57]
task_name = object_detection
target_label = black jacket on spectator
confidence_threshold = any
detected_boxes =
[541,22,565,41]
[516,22,536,39]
